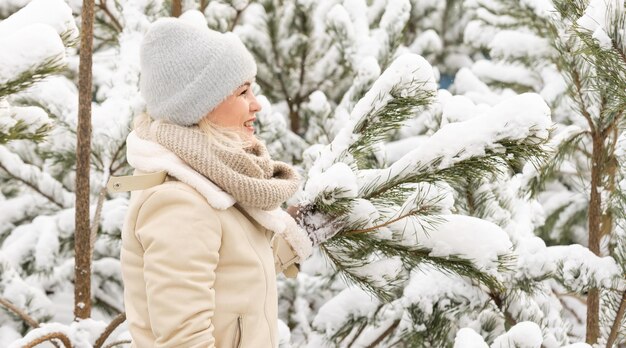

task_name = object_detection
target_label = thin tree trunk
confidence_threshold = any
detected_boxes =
[75,0,95,320]
[172,0,182,17]
[586,133,604,344]
[606,290,626,348]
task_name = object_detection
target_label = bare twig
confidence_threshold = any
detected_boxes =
[606,290,626,348]
[570,67,597,135]
[229,3,252,32]
[103,339,132,348]
[0,162,66,209]
[0,297,40,328]
[364,319,400,348]
[107,142,126,176]
[344,209,423,235]
[554,291,586,305]
[94,312,127,348]
[555,292,585,323]
[23,332,72,348]
[90,186,107,256]
[97,0,123,32]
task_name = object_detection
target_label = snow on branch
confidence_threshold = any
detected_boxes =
[0,24,67,98]
[0,0,79,46]
[0,146,75,209]
[298,60,552,300]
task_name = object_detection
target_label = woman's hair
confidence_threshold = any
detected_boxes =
[133,112,254,152]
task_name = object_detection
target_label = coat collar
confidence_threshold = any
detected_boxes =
[126,130,237,209]
[125,130,313,260]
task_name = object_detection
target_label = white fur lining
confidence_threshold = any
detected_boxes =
[126,131,313,260]
[126,131,236,209]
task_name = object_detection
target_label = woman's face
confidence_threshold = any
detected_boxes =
[203,81,262,139]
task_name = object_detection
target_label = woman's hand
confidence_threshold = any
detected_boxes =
[285,204,342,246]
[286,204,302,220]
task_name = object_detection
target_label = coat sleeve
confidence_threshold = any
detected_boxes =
[135,187,221,348]
[271,234,301,278]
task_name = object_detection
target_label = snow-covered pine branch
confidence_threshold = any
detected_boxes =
[0,0,77,145]
[294,47,553,306]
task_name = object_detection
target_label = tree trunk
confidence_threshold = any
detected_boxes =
[172,0,182,17]
[75,0,95,320]
[289,108,300,135]
[586,133,604,344]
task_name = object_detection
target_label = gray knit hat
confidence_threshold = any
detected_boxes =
[139,17,257,126]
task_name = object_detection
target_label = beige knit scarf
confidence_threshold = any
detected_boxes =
[145,121,300,210]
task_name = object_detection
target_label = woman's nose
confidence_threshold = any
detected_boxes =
[250,92,262,112]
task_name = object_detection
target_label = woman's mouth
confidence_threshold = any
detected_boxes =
[243,118,255,133]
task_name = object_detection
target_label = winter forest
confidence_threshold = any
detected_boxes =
[1,0,625,347]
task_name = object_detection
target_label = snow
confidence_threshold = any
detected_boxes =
[464,20,499,48]
[383,135,427,163]
[204,1,237,31]
[491,321,543,348]
[304,162,358,204]
[2,0,625,347]
[351,53,436,126]
[306,52,437,184]
[1,256,47,300]
[396,214,513,270]
[402,265,488,315]
[0,23,66,86]
[312,287,380,337]
[343,198,380,228]
[472,60,541,90]
[489,30,552,59]
[547,244,621,291]
[520,0,556,18]
[343,0,369,41]
[0,146,75,208]
[0,326,21,348]
[7,319,108,348]
[454,328,489,348]
[409,29,444,56]
[351,255,405,289]
[0,0,78,41]
[592,27,613,49]
[577,0,623,33]
[0,194,50,232]
[363,92,551,194]
[33,216,60,271]
[378,0,410,38]
[0,105,50,135]
[179,9,208,29]
[391,182,455,219]
[440,94,485,125]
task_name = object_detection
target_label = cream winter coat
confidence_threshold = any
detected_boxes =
[112,131,313,348]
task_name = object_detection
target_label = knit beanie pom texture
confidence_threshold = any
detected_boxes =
[139,17,257,126]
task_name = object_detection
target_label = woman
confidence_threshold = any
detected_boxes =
[109,17,329,348]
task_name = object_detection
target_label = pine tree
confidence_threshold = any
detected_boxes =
[0,0,156,346]
[220,1,605,347]
[0,0,78,345]
[1,0,624,347]
[462,0,626,345]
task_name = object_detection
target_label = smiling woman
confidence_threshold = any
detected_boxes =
[199,80,261,139]
[112,16,316,348]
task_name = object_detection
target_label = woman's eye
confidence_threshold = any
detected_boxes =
[240,89,248,96]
